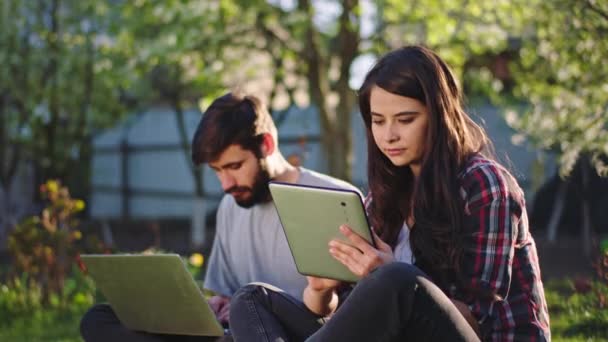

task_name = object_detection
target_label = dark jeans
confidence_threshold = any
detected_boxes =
[230,263,480,342]
[80,304,230,342]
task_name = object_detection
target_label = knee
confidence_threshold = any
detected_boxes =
[79,304,113,341]
[368,262,427,292]
[230,283,273,309]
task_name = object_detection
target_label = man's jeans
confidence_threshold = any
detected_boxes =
[80,304,229,342]
[229,262,481,342]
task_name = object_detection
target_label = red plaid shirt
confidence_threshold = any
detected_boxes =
[365,155,550,341]
[457,156,550,341]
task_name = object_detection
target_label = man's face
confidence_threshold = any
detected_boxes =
[208,144,271,208]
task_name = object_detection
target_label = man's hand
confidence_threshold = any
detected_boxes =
[329,225,394,278]
[208,295,231,324]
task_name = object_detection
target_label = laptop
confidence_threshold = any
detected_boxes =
[80,253,224,337]
[268,182,375,283]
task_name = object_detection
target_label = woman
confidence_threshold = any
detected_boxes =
[229,45,550,341]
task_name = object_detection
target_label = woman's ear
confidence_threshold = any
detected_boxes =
[259,133,276,157]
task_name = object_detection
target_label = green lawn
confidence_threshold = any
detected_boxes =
[1,279,606,341]
[0,310,84,342]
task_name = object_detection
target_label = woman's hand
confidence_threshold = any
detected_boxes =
[329,225,394,278]
[450,299,481,337]
[303,276,342,316]
[306,276,342,293]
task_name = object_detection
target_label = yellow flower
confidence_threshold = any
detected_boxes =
[46,180,59,194]
[189,253,204,268]
[72,230,82,240]
[74,199,86,212]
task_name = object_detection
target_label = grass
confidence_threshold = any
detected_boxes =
[546,279,608,341]
[0,310,84,342]
[1,278,606,341]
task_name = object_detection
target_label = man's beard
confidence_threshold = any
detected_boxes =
[225,161,272,208]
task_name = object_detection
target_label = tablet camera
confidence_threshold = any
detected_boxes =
[340,202,346,207]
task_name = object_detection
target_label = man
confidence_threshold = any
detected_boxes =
[80,92,359,341]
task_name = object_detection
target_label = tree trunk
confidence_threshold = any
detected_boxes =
[172,98,206,249]
[329,0,359,182]
[546,180,568,242]
[581,159,592,258]
[172,99,204,197]
[46,0,61,181]
[299,0,359,182]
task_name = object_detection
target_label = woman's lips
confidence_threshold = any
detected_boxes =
[385,148,406,156]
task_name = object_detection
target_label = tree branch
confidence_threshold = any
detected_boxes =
[255,7,300,54]
[585,0,608,21]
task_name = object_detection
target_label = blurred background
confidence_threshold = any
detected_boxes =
[1,0,607,340]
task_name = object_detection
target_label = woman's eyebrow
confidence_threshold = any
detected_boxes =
[371,110,419,116]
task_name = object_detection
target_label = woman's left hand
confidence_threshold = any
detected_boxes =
[329,224,394,278]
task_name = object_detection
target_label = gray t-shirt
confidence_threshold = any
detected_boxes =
[204,167,360,300]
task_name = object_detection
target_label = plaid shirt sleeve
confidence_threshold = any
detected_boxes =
[458,160,522,340]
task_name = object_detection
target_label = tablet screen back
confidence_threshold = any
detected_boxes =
[80,254,223,336]
[269,182,373,283]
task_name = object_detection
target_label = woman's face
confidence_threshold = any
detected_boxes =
[369,85,429,176]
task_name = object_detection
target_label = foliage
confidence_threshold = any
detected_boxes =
[0,270,95,322]
[0,250,206,341]
[593,240,608,285]
[112,1,242,198]
[0,310,84,342]
[0,0,131,185]
[115,0,602,185]
[0,269,94,342]
[501,0,608,178]
[545,278,608,341]
[7,180,98,303]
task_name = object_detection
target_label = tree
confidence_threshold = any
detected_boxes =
[228,0,538,181]
[113,0,250,247]
[0,0,130,239]
[111,0,535,185]
[505,0,608,178]
[499,0,608,253]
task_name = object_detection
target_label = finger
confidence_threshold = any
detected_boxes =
[219,305,230,323]
[371,230,392,252]
[330,236,379,272]
[330,245,366,277]
[329,239,365,263]
[207,297,221,313]
[219,302,230,317]
[339,225,376,254]
[333,241,384,277]
[306,275,319,283]
[307,276,331,291]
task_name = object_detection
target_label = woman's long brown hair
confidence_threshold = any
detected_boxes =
[358,45,493,289]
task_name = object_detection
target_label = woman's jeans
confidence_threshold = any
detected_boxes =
[229,262,480,342]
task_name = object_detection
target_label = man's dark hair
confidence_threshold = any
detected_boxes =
[191,92,277,165]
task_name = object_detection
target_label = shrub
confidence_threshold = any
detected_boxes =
[5,180,105,310]
[546,278,608,340]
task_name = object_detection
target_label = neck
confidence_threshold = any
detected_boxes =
[410,163,421,180]
[266,153,300,183]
